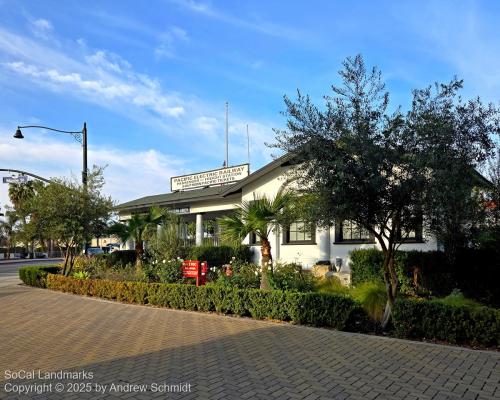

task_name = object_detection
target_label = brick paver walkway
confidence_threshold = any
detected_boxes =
[0,281,499,399]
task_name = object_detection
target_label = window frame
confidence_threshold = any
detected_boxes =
[334,220,375,244]
[249,232,260,246]
[283,221,316,245]
[396,218,424,243]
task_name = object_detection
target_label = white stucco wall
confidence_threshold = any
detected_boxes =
[239,164,438,270]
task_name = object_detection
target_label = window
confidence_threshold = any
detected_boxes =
[249,232,259,245]
[284,221,315,244]
[397,220,423,243]
[335,220,374,243]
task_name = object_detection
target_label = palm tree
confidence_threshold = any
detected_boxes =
[0,209,20,260]
[8,181,40,258]
[108,206,167,268]
[8,181,37,211]
[218,190,295,289]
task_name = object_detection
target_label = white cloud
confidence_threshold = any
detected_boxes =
[0,26,279,178]
[32,18,53,31]
[2,56,184,118]
[0,129,186,207]
[169,0,310,41]
[155,26,189,59]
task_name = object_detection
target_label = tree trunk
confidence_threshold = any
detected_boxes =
[260,238,272,290]
[381,249,398,329]
[6,238,11,260]
[62,248,70,276]
[135,241,144,271]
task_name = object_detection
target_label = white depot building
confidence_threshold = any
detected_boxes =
[116,155,437,270]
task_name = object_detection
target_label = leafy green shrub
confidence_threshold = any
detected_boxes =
[315,276,350,296]
[73,271,90,280]
[19,265,61,287]
[352,281,387,323]
[350,249,451,296]
[93,264,142,282]
[156,259,184,283]
[393,298,500,347]
[188,245,252,267]
[46,274,364,331]
[269,262,317,292]
[212,261,261,289]
[106,250,136,268]
[436,289,482,308]
[350,249,384,286]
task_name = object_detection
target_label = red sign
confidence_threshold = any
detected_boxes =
[182,260,208,286]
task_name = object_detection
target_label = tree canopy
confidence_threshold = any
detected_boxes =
[23,167,113,274]
[273,55,499,326]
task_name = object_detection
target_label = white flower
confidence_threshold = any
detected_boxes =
[231,256,236,260]
[254,270,258,276]
[162,259,166,264]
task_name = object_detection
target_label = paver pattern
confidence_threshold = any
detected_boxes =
[0,277,499,399]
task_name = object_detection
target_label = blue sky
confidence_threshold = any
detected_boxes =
[1,0,499,207]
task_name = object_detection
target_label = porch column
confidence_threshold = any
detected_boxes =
[195,213,204,246]
[318,227,331,262]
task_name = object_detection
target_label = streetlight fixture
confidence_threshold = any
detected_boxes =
[13,123,89,254]
[13,123,88,187]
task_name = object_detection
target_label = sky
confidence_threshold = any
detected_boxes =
[1,0,500,209]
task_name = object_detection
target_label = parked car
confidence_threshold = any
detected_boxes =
[86,247,104,256]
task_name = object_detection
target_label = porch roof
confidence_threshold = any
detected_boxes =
[116,184,237,212]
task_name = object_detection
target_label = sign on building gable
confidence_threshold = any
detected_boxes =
[171,164,249,191]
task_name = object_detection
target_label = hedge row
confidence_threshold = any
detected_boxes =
[19,265,62,287]
[393,298,500,347]
[187,245,253,267]
[350,248,500,306]
[46,274,365,331]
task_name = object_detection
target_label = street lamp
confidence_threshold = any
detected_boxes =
[13,123,89,254]
[13,123,88,187]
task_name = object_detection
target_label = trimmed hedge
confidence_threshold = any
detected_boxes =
[393,298,500,347]
[350,248,500,306]
[46,274,365,331]
[19,265,62,288]
[101,250,137,268]
[187,245,252,267]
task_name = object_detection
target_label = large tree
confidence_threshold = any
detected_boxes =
[23,168,113,275]
[218,190,295,290]
[274,55,498,327]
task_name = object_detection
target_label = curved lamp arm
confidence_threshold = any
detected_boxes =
[17,125,83,144]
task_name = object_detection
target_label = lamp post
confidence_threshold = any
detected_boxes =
[13,123,89,254]
[14,123,88,187]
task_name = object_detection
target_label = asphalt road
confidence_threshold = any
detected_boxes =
[0,259,62,287]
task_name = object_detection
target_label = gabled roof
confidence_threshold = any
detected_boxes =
[115,153,292,213]
[221,153,293,196]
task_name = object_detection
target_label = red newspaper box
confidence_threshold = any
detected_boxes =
[182,260,208,286]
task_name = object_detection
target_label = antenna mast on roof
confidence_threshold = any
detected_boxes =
[247,124,250,173]
[225,101,229,168]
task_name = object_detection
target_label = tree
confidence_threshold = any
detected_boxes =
[107,206,167,268]
[218,190,295,290]
[8,180,45,258]
[0,208,20,260]
[274,55,498,327]
[23,168,113,275]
